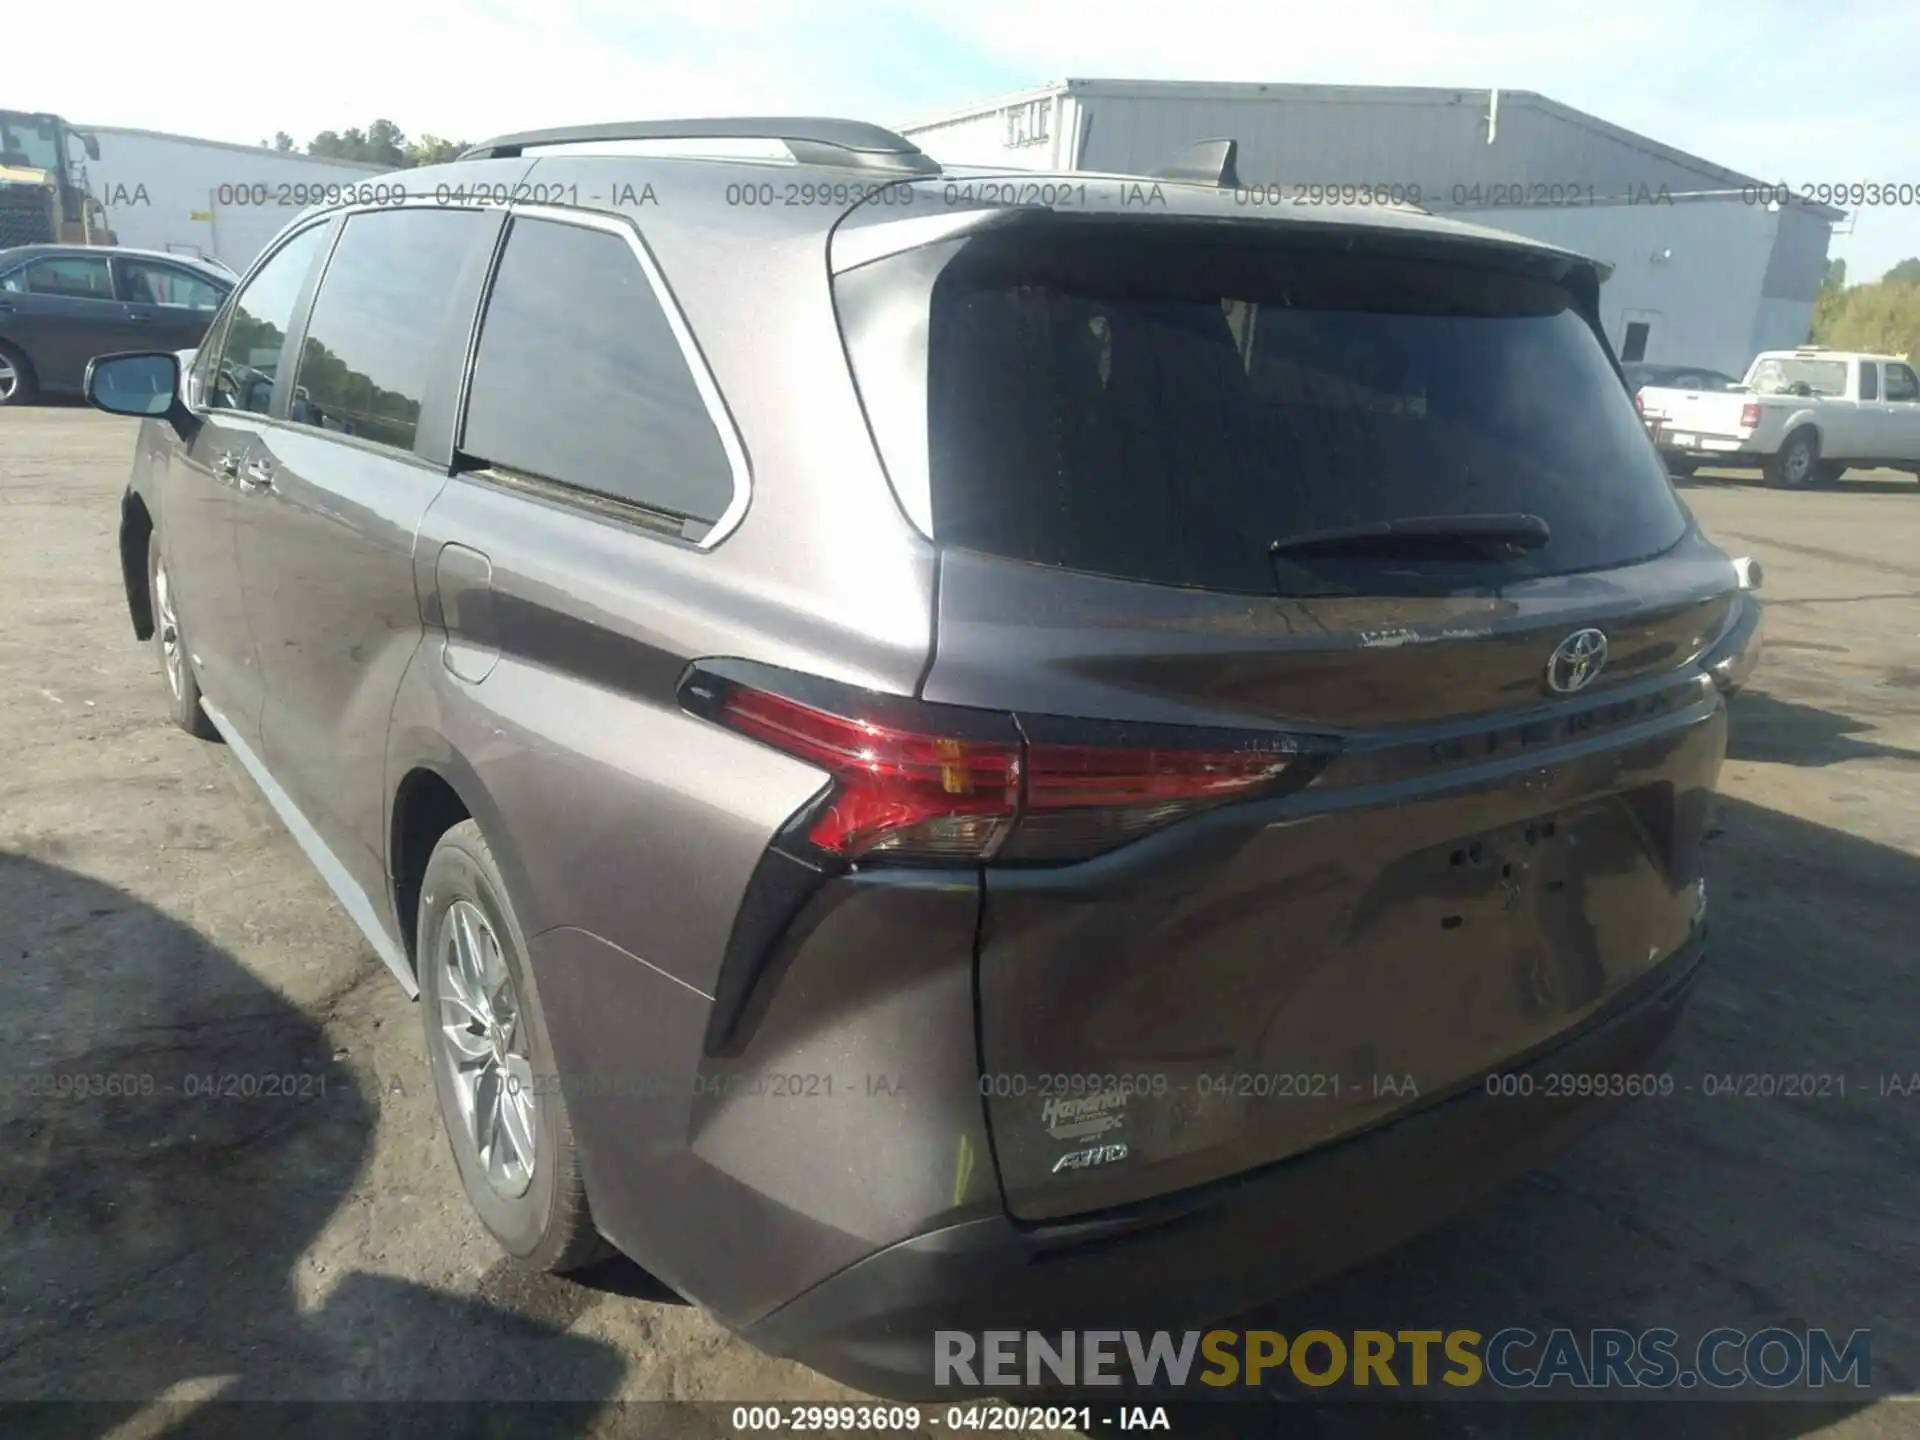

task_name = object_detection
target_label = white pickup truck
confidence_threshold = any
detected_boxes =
[1637,348,1920,489]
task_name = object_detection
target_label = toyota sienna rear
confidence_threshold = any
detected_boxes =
[91,124,1755,1402]
[744,197,1740,1386]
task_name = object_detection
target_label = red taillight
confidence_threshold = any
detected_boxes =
[1634,389,1644,414]
[719,687,1021,859]
[1739,402,1762,429]
[1007,742,1296,860]
[711,684,1301,863]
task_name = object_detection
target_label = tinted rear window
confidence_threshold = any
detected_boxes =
[874,223,1686,594]
[461,217,738,528]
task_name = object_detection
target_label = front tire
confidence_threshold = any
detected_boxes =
[147,537,220,740]
[0,342,38,406]
[1764,431,1818,490]
[418,819,607,1274]
[1665,457,1698,478]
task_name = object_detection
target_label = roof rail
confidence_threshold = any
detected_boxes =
[459,118,942,175]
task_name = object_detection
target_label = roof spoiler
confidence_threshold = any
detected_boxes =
[1150,138,1241,189]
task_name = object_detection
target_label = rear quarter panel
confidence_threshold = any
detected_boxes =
[378,184,981,1316]
[1756,401,1824,452]
[384,475,987,1325]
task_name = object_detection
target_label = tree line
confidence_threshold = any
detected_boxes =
[259,120,468,170]
[1810,256,1920,364]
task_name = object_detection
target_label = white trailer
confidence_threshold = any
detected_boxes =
[70,126,395,273]
[899,80,1842,379]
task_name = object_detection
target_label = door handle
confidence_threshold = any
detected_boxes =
[128,313,155,324]
[215,450,242,477]
[241,457,276,491]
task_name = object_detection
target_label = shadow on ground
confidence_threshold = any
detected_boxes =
[1725,689,1920,767]
[1674,470,1917,495]
[0,853,628,1434]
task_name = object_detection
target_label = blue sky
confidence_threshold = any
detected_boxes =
[24,0,1920,282]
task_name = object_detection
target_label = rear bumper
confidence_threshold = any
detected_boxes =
[743,931,1706,1399]
[1644,416,1760,459]
[1657,437,1761,461]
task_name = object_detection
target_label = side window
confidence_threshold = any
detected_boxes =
[209,225,330,416]
[1859,362,1878,401]
[1885,363,1920,403]
[1619,321,1651,363]
[461,216,739,529]
[288,208,492,453]
[121,260,226,311]
[19,255,114,300]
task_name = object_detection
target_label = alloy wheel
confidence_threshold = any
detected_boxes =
[154,560,184,700]
[437,898,537,1198]
[1783,442,1812,486]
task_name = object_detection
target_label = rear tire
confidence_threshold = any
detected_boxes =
[1813,461,1847,487]
[0,342,37,406]
[146,536,220,740]
[418,819,609,1274]
[1764,430,1818,490]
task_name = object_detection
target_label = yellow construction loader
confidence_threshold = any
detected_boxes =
[0,110,116,249]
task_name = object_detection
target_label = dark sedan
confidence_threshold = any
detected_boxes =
[1622,361,1740,393]
[0,244,231,404]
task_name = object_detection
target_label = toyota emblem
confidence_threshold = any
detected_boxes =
[1545,628,1609,695]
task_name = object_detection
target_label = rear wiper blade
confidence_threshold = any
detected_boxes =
[1267,513,1552,561]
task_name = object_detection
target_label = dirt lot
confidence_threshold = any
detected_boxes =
[2,408,1916,1437]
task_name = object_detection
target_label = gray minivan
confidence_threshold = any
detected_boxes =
[86,118,1760,1396]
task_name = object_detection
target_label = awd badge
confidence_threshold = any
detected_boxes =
[1052,1141,1130,1174]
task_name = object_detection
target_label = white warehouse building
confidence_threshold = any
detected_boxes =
[899,80,1842,379]
[72,126,394,273]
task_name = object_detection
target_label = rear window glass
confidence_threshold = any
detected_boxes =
[1747,356,1848,397]
[461,217,738,528]
[862,222,1687,594]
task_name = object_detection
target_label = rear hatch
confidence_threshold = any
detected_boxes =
[1637,385,1754,443]
[835,208,1732,1221]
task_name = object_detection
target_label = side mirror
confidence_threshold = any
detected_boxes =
[85,352,196,439]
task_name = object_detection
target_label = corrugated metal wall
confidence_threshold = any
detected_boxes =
[1761,205,1835,303]
[1074,87,1749,202]
[900,87,1074,171]
[1454,199,1790,376]
[903,83,1834,373]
